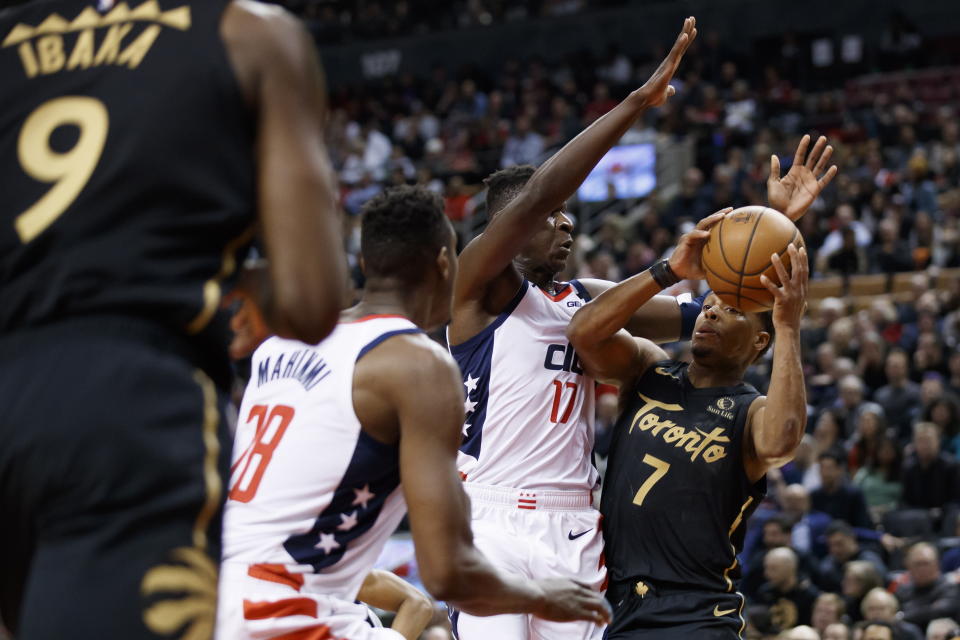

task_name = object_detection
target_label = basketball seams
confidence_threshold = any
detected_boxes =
[740,227,801,276]
[717,215,742,275]
[703,262,772,291]
[735,210,766,309]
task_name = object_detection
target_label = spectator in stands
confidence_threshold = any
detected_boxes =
[817,521,886,593]
[814,411,845,459]
[874,349,922,441]
[861,621,898,640]
[834,375,869,437]
[926,397,960,457]
[861,588,924,640]
[744,514,821,598]
[853,436,903,517]
[823,622,851,640]
[848,404,887,474]
[813,449,874,529]
[817,204,873,271]
[500,115,542,168]
[870,217,915,273]
[784,625,822,640]
[927,618,960,640]
[895,542,960,631]
[858,332,890,393]
[755,547,821,631]
[812,592,847,637]
[842,560,884,625]
[782,435,822,490]
[902,423,959,512]
[782,484,834,556]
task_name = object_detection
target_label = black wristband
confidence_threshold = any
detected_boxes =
[650,260,680,289]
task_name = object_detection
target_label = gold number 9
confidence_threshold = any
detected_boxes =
[16,96,109,243]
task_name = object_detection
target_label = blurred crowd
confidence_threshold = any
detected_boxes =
[265,0,624,42]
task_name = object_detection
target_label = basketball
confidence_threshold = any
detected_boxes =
[701,206,804,313]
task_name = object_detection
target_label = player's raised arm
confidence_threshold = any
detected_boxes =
[222,1,345,344]
[568,210,725,385]
[364,335,610,624]
[455,17,697,306]
[768,133,839,221]
[356,570,434,640]
[743,244,809,483]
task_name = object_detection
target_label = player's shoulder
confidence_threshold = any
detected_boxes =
[222,0,311,63]
[356,332,461,401]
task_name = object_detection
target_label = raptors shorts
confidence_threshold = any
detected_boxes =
[0,315,232,639]
[450,484,607,640]
[604,578,746,639]
[217,561,405,640]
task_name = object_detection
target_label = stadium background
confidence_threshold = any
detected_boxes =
[274,1,960,638]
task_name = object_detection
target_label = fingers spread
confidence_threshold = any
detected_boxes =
[769,154,781,181]
[793,134,810,167]
[770,250,790,284]
[819,165,839,189]
[813,144,833,175]
[760,274,782,297]
[805,135,827,170]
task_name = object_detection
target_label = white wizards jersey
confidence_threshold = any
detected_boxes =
[221,315,420,602]
[450,280,597,491]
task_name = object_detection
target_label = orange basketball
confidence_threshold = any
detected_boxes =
[700,206,804,313]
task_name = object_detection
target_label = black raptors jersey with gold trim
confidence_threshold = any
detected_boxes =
[0,0,254,350]
[601,360,764,592]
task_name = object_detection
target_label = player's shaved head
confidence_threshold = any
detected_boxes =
[484,165,535,218]
[361,185,452,284]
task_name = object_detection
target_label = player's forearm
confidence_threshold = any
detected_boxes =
[431,549,545,617]
[568,268,663,348]
[757,327,806,461]
[391,597,435,640]
[519,91,652,220]
[624,295,683,343]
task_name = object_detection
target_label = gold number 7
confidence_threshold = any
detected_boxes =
[15,96,109,243]
[632,454,670,506]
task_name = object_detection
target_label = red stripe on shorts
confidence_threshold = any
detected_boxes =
[243,598,318,620]
[248,564,305,592]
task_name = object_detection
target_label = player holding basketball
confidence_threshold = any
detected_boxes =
[0,1,345,637]
[217,187,611,640]
[566,218,810,638]
[447,11,834,639]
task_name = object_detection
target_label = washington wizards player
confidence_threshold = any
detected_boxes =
[445,18,699,640]
[217,187,610,640]
[446,15,838,638]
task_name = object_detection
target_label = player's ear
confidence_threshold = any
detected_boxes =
[753,330,771,358]
[436,245,451,281]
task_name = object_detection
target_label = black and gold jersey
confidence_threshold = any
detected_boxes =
[600,360,765,592]
[0,0,255,350]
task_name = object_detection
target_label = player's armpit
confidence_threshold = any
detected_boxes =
[221,1,344,344]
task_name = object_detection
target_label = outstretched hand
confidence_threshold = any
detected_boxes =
[667,207,729,280]
[760,244,809,331]
[636,17,698,108]
[768,134,838,221]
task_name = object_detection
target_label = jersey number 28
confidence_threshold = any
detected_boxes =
[228,404,296,503]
